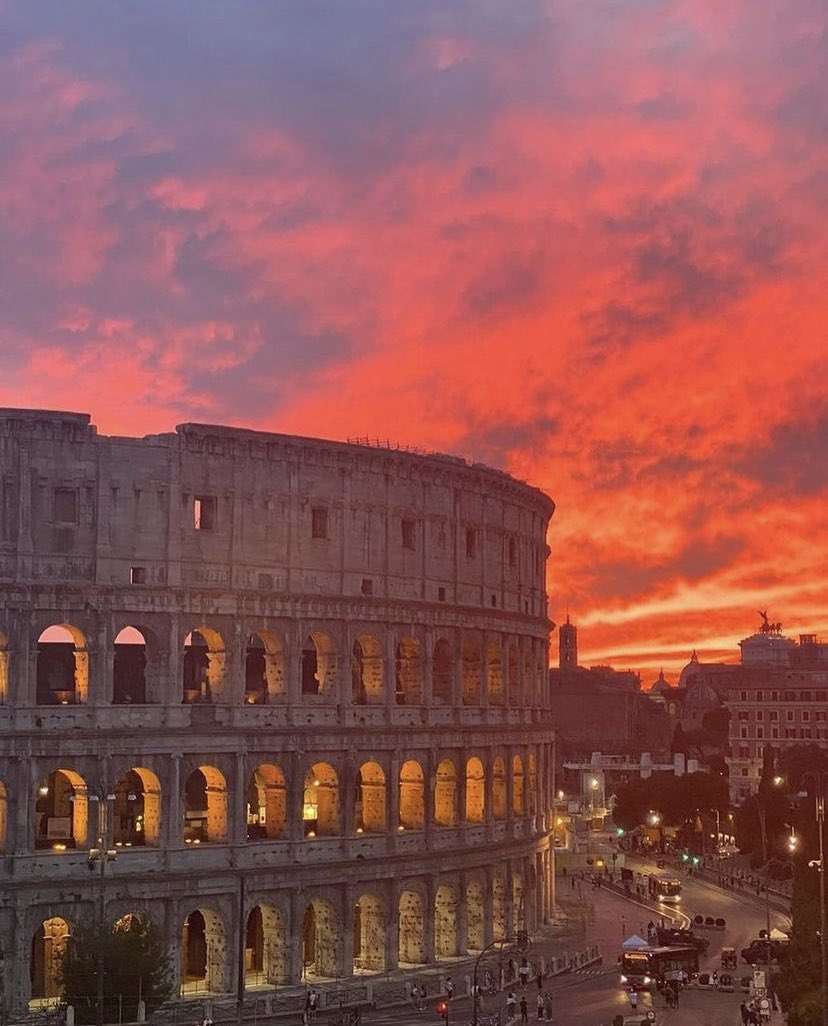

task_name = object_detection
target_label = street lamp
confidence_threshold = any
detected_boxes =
[801,771,828,1026]
[87,788,117,1026]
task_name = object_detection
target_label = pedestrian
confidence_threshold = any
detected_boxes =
[536,971,544,992]
[664,988,674,1009]
[621,917,627,937]
[410,983,420,1010]
[308,988,319,1021]
[506,990,517,1020]
[570,877,575,891]
[445,976,454,1000]
[629,990,638,1011]
[421,983,428,1007]
[671,981,680,1008]
[740,1001,750,1026]
[536,991,544,1020]
[543,991,553,1022]
[519,996,528,1025]
[519,957,530,987]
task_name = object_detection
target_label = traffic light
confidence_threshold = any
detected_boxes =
[437,1002,449,1022]
[681,852,689,862]
[616,827,625,837]
[691,856,700,867]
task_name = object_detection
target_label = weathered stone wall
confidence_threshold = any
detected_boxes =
[0,409,557,1016]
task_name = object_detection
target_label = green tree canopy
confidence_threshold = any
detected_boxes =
[613,771,728,832]
[58,913,172,1024]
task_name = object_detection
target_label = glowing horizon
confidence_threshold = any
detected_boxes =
[1,3,826,684]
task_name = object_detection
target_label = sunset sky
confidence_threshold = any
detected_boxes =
[1,2,826,682]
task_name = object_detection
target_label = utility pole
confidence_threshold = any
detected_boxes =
[88,787,117,1026]
[803,772,828,1026]
[236,874,246,1026]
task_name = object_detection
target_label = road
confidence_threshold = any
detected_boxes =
[363,856,789,1026]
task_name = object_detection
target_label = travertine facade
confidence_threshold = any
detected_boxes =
[0,409,556,1016]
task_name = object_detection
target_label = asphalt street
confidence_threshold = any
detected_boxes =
[362,855,789,1026]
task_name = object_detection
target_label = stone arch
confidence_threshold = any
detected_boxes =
[487,641,504,706]
[492,757,506,820]
[113,766,161,847]
[507,644,520,705]
[245,630,285,704]
[30,915,70,1002]
[395,636,422,705]
[247,763,287,840]
[0,630,9,703]
[398,889,426,966]
[353,893,386,973]
[303,763,340,836]
[462,637,482,706]
[182,627,226,704]
[34,769,88,850]
[355,761,386,833]
[434,759,458,827]
[512,756,525,816]
[492,874,507,941]
[183,766,228,844]
[301,632,338,696]
[465,757,485,824]
[432,638,453,704]
[399,760,424,830]
[113,626,148,704]
[181,908,226,995]
[527,752,538,815]
[245,904,287,987]
[36,624,88,705]
[302,899,339,979]
[351,634,383,704]
[465,878,485,952]
[434,884,458,958]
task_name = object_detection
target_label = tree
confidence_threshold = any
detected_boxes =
[58,914,172,1024]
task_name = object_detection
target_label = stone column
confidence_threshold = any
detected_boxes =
[230,752,247,845]
[456,751,467,826]
[340,885,355,978]
[457,872,468,954]
[389,754,401,839]
[163,754,182,848]
[386,880,400,971]
[385,630,397,713]
[13,755,31,854]
[287,752,304,844]
[483,866,495,947]
[480,637,489,709]
[423,875,436,963]
[422,632,434,708]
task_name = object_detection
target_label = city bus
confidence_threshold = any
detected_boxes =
[650,877,682,903]
[620,945,699,990]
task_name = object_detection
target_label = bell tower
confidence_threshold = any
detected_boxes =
[559,614,578,670]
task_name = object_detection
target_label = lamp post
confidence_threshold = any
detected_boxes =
[802,771,828,1026]
[87,787,117,1026]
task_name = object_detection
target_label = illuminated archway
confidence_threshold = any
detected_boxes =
[303,763,340,836]
[398,890,425,966]
[36,625,87,705]
[245,630,285,704]
[434,885,458,958]
[487,642,503,705]
[34,769,88,850]
[113,767,161,847]
[353,893,385,973]
[30,916,70,1003]
[434,760,457,827]
[302,899,339,979]
[245,904,287,987]
[301,632,338,696]
[351,635,383,704]
[492,874,507,941]
[512,756,525,816]
[113,626,148,704]
[492,758,506,820]
[181,909,226,995]
[462,637,481,706]
[465,758,485,823]
[247,764,287,840]
[355,762,386,833]
[182,628,225,704]
[466,879,485,952]
[399,761,424,830]
[432,639,453,704]
[395,637,422,705]
[183,766,227,844]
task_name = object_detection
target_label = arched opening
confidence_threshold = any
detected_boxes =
[462,637,481,706]
[395,637,422,705]
[512,756,525,816]
[465,757,485,823]
[302,900,338,979]
[432,639,453,704]
[353,894,385,973]
[183,766,228,844]
[434,885,458,958]
[245,904,286,987]
[487,642,503,705]
[0,630,9,703]
[492,758,506,820]
[507,645,520,705]
[36,625,87,705]
[398,760,424,830]
[113,767,161,847]
[398,890,425,966]
[113,626,147,704]
[434,760,457,827]
[301,632,337,696]
[247,763,287,840]
[351,635,383,705]
[466,879,485,952]
[30,916,70,1003]
[355,762,386,834]
[182,628,225,704]
[245,631,285,704]
[303,763,339,837]
[527,752,538,815]
[492,875,507,941]
[34,769,88,850]
[181,909,226,995]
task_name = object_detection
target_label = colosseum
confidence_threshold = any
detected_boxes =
[0,407,557,1019]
